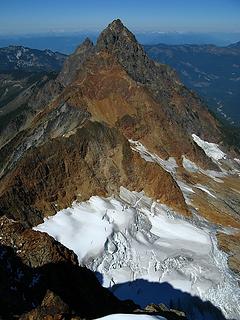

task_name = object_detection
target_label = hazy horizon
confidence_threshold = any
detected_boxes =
[1,30,240,54]
[1,0,240,36]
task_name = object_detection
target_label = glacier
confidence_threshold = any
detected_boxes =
[34,139,240,319]
[34,187,240,320]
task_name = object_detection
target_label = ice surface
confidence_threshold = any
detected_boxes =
[95,315,166,320]
[34,187,240,320]
[192,134,226,162]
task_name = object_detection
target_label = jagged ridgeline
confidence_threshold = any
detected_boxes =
[0,19,240,320]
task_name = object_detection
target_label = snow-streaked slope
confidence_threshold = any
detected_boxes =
[194,184,216,198]
[129,140,178,175]
[192,134,226,162]
[182,155,226,182]
[190,135,240,177]
[95,315,166,320]
[34,187,240,320]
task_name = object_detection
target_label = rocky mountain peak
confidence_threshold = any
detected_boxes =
[75,37,94,54]
[96,19,157,86]
[96,18,141,53]
[57,37,94,86]
[99,18,127,35]
[1,19,240,320]
[108,18,125,30]
[83,36,94,45]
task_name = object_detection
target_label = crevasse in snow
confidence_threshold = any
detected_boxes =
[34,187,240,320]
[34,140,240,319]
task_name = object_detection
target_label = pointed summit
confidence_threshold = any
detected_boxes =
[74,37,94,55]
[95,19,180,94]
[57,37,94,86]
[96,19,152,84]
[96,19,139,51]
[82,37,93,45]
[108,18,125,31]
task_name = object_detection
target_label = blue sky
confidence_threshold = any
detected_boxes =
[0,0,240,35]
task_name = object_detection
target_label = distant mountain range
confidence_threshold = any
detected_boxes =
[0,46,66,113]
[145,43,240,125]
[1,32,240,54]
[2,41,239,127]
[0,45,66,72]
[228,41,240,48]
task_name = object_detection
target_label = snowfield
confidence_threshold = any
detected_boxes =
[34,187,240,320]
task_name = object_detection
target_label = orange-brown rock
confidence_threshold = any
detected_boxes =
[0,120,189,226]
[0,20,239,281]
[217,232,240,275]
[65,50,220,168]
[0,216,136,319]
[1,19,240,320]
[0,20,228,229]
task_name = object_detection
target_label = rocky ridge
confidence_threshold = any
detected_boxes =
[0,215,188,320]
[0,216,136,319]
[0,19,240,319]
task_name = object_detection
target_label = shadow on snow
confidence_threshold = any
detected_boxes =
[95,272,228,320]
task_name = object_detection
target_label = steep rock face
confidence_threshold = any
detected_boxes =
[96,19,161,84]
[96,20,220,140]
[57,37,94,86]
[0,75,64,150]
[0,39,94,153]
[65,50,217,167]
[0,120,188,226]
[0,215,77,267]
[217,232,240,275]
[0,19,232,228]
[0,216,135,319]
[0,19,240,320]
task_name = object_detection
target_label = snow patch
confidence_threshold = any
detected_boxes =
[192,134,226,162]
[182,155,226,182]
[175,180,194,205]
[95,315,166,320]
[16,50,22,59]
[194,184,216,199]
[129,140,178,175]
[234,158,240,165]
